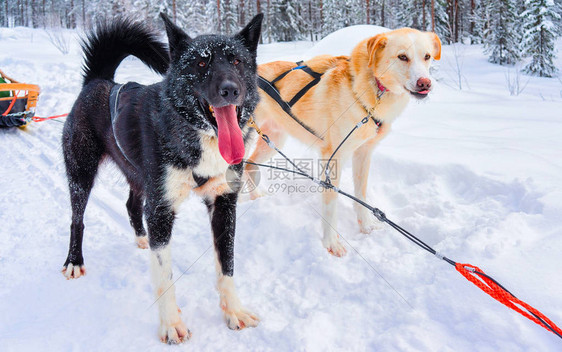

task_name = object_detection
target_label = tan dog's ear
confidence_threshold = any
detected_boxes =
[367,34,388,67]
[429,32,441,60]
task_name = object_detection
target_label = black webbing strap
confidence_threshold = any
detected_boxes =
[299,65,322,79]
[270,69,293,85]
[288,66,322,107]
[109,83,124,123]
[258,76,323,139]
[270,60,310,85]
[258,62,325,140]
[109,82,143,169]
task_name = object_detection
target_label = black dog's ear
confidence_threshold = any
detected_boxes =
[160,13,191,59]
[235,13,263,53]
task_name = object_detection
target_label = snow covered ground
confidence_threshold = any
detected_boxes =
[1,26,561,351]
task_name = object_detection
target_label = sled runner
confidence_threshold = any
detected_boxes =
[0,69,40,128]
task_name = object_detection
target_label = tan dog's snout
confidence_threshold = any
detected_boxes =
[416,77,431,91]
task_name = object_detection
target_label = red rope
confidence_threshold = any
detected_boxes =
[32,113,68,122]
[2,91,19,116]
[456,263,562,337]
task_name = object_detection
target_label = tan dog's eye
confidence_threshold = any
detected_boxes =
[424,54,431,60]
[398,54,409,62]
[198,61,207,68]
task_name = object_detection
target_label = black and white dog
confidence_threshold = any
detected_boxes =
[61,13,263,343]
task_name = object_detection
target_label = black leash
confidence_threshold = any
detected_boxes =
[243,157,457,268]
[323,89,384,183]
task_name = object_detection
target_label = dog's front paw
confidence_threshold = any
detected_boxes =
[238,187,266,203]
[323,236,347,257]
[357,212,385,234]
[159,318,191,344]
[135,236,149,249]
[249,186,268,200]
[223,307,260,330]
[62,262,86,279]
[218,276,260,330]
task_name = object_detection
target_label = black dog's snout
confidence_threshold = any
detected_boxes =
[219,80,240,101]
[207,75,245,107]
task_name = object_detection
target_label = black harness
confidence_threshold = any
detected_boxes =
[258,61,324,139]
[258,61,383,140]
[109,82,210,187]
[109,82,140,169]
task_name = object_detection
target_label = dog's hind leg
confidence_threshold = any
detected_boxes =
[61,123,103,279]
[126,186,148,249]
[205,192,259,330]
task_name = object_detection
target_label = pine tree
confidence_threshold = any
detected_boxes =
[270,0,304,42]
[220,0,238,35]
[0,0,6,27]
[435,0,451,43]
[396,0,430,30]
[396,0,417,28]
[484,0,521,65]
[320,0,341,36]
[555,0,562,33]
[343,0,364,27]
[175,1,214,36]
[472,0,492,44]
[202,0,219,34]
[521,0,560,77]
[305,0,323,41]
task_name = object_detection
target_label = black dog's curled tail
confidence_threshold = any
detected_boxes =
[81,18,170,86]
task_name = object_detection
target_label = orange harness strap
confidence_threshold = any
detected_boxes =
[456,263,562,337]
[1,91,20,116]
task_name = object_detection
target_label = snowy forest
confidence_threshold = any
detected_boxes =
[1,0,561,75]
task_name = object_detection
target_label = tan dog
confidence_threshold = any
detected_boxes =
[246,28,441,256]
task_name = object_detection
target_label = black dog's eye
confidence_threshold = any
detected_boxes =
[398,54,409,62]
[233,59,240,66]
[424,54,431,60]
[198,61,207,68]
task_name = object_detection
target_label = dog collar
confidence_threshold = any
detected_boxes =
[375,77,388,95]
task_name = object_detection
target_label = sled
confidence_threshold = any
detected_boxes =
[0,69,40,128]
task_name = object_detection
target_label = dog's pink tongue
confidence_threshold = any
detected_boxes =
[213,105,245,165]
